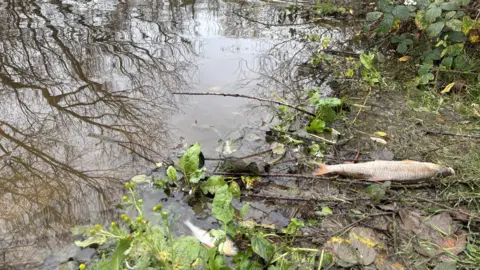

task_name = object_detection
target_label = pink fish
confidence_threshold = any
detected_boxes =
[312,160,455,182]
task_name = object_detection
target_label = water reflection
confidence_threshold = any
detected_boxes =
[0,0,197,267]
[0,0,346,267]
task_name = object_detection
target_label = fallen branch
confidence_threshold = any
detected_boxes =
[243,193,361,203]
[422,130,480,140]
[172,92,316,117]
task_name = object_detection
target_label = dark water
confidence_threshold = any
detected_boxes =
[0,0,348,268]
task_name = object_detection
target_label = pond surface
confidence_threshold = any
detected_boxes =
[0,0,348,268]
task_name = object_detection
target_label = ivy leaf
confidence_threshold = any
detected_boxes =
[212,185,234,224]
[419,73,435,85]
[366,11,383,21]
[392,5,410,21]
[200,176,227,195]
[251,236,275,262]
[426,21,445,37]
[167,166,178,182]
[240,203,249,218]
[377,13,394,34]
[396,42,408,53]
[378,0,393,13]
[306,119,325,133]
[447,31,467,42]
[425,7,442,23]
[446,19,462,31]
[418,64,433,75]
[179,143,201,179]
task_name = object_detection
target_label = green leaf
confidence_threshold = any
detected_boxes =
[461,15,474,35]
[229,181,241,199]
[212,185,234,224]
[444,43,464,56]
[433,261,457,270]
[416,0,431,9]
[391,35,403,43]
[317,97,342,107]
[316,205,333,216]
[200,176,226,195]
[360,52,374,69]
[447,30,467,42]
[426,21,445,37]
[440,56,453,68]
[179,143,201,179]
[167,166,178,182]
[240,203,249,218]
[107,238,132,270]
[425,7,442,23]
[189,167,206,184]
[344,69,354,78]
[271,142,286,155]
[282,218,305,235]
[173,236,207,268]
[440,2,457,10]
[419,73,435,85]
[366,11,383,21]
[444,11,456,20]
[392,5,410,21]
[418,64,433,75]
[455,0,470,6]
[377,13,394,34]
[74,234,108,248]
[365,182,390,201]
[397,42,408,53]
[251,236,275,262]
[378,0,393,13]
[446,19,462,31]
[306,119,325,133]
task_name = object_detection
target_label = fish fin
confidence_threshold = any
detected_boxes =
[312,162,329,175]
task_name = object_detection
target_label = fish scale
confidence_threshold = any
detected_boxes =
[313,160,455,181]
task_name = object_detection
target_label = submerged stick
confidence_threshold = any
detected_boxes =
[172,92,316,117]
[423,130,480,139]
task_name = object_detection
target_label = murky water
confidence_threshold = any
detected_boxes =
[0,0,349,268]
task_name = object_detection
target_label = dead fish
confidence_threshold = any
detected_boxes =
[183,220,238,256]
[312,160,455,182]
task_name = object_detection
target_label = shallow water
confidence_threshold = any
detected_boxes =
[0,0,344,268]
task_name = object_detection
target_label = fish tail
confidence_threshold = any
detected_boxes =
[312,162,329,175]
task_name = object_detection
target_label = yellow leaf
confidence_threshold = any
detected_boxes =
[374,131,387,137]
[398,56,409,62]
[155,162,163,168]
[440,82,455,94]
[370,137,387,145]
[349,9,354,15]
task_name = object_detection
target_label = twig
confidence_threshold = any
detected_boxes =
[422,130,480,140]
[243,193,362,203]
[332,212,392,237]
[172,92,316,117]
[351,87,372,125]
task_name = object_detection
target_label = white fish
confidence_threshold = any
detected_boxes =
[183,220,238,256]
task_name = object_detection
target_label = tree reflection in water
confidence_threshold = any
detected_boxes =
[0,0,197,266]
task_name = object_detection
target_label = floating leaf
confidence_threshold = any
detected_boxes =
[271,142,286,155]
[370,137,387,144]
[427,21,445,37]
[252,236,275,262]
[212,185,234,224]
[167,166,178,182]
[392,5,410,21]
[374,131,387,137]
[200,176,227,195]
[441,82,456,94]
